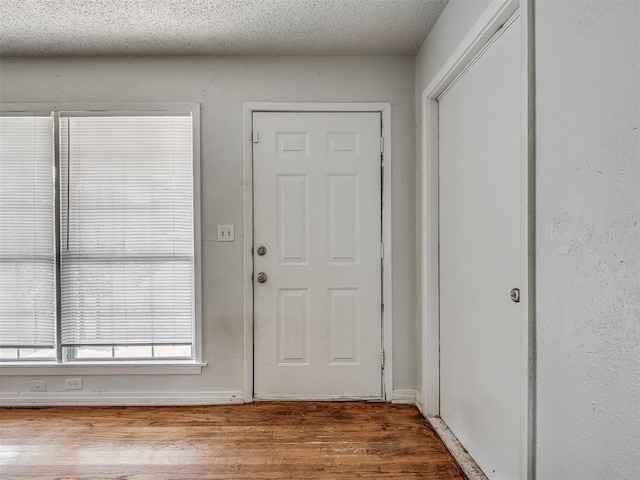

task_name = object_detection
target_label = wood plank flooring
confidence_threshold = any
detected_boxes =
[0,402,465,479]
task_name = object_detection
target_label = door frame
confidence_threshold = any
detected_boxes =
[419,0,535,478]
[242,102,392,402]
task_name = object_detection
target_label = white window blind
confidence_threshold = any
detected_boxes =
[59,115,194,347]
[0,116,56,348]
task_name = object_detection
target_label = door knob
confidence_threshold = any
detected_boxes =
[257,272,268,284]
[510,288,520,303]
[257,246,267,256]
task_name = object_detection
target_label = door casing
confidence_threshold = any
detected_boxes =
[419,0,535,478]
[242,102,392,402]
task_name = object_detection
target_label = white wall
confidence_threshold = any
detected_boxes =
[0,56,418,400]
[535,1,640,478]
[416,0,640,478]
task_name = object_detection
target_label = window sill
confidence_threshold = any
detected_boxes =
[0,362,206,376]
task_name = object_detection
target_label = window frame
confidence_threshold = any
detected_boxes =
[0,103,203,374]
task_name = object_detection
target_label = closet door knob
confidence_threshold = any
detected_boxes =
[510,288,520,303]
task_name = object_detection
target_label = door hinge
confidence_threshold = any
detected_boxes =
[252,131,259,143]
[380,136,384,153]
[381,349,385,369]
[380,242,384,259]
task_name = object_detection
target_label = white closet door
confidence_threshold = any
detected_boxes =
[439,17,523,480]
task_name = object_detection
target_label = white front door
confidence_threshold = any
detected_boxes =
[438,16,523,480]
[253,111,382,399]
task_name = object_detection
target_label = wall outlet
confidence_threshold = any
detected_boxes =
[30,380,47,392]
[217,224,235,242]
[64,377,83,390]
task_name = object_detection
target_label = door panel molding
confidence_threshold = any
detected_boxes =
[418,0,534,478]
[253,111,380,397]
[242,102,392,402]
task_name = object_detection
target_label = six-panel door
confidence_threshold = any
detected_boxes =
[253,112,382,399]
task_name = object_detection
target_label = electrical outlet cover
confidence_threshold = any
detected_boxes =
[30,380,47,391]
[64,377,83,390]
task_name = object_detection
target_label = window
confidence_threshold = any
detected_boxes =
[0,106,200,364]
[0,115,56,359]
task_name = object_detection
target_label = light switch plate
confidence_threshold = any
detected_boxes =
[217,225,235,242]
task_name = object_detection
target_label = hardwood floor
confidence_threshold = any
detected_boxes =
[0,402,465,479]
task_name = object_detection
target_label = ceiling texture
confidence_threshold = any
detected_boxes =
[0,0,448,57]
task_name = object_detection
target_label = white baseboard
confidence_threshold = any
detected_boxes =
[427,416,488,480]
[0,390,245,407]
[390,389,418,404]
[415,390,424,412]
[2,389,419,407]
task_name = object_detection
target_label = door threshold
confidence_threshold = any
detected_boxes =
[427,416,488,480]
[253,394,383,402]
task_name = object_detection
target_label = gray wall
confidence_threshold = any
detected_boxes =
[535,1,639,478]
[0,56,418,396]
[416,0,640,478]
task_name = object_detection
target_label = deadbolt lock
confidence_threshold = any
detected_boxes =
[257,272,268,284]
[510,288,520,303]
[257,246,267,256]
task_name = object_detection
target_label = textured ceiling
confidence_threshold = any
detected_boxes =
[0,0,448,57]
